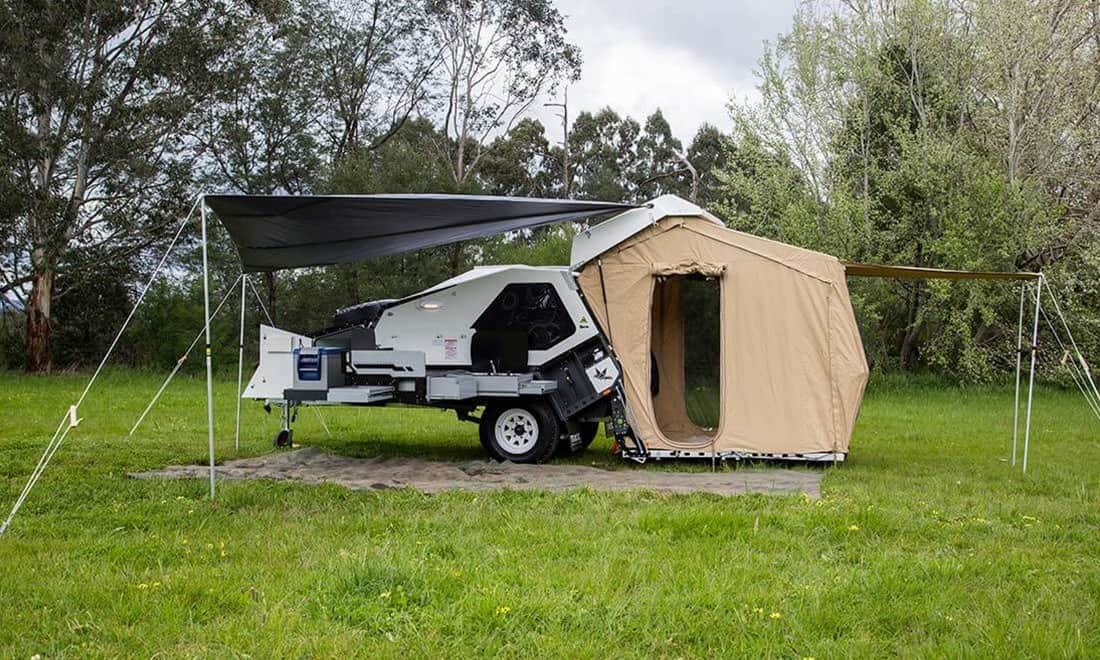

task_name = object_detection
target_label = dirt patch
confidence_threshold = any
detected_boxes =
[130,447,822,498]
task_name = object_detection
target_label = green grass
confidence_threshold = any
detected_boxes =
[1,369,1098,657]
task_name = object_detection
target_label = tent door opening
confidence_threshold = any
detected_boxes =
[650,273,722,444]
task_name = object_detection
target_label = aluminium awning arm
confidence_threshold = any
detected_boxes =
[843,262,1040,281]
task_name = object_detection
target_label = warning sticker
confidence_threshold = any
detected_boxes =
[444,339,458,360]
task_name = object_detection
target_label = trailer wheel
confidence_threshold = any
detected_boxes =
[479,402,559,463]
[274,429,293,447]
[556,421,600,457]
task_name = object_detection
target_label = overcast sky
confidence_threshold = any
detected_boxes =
[530,0,799,145]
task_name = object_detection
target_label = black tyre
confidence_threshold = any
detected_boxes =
[556,421,601,457]
[274,429,293,447]
[479,402,560,464]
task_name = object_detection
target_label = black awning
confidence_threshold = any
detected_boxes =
[204,193,635,272]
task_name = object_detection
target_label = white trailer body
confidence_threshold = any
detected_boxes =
[244,265,622,462]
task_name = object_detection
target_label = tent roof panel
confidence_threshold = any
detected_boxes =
[569,195,722,268]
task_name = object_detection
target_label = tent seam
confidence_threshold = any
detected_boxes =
[679,225,835,284]
[827,287,839,453]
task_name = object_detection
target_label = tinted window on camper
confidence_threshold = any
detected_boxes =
[474,283,575,350]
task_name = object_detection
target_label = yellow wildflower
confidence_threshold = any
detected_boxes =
[847,524,860,531]
[495,606,511,615]
[769,612,781,620]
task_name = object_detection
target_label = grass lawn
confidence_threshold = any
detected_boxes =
[1,369,1098,657]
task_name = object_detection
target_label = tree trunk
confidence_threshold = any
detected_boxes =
[898,241,925,369]
[674,150,699,202]
[899,283,922,369]
[264,271,277,325]
[25,268,54,373]
[448,244,463,277]
[346,266,360,303]
[899,321,921,369]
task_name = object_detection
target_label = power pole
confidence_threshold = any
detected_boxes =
[544,88,570,198]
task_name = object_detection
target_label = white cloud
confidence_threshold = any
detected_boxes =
[531,0,795,145]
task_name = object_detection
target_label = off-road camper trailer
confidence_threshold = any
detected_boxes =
[244,265,619,462]
[211,193,870,463]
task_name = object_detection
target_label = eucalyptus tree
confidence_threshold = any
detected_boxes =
[478,118,555,197]
[194,5,319,198]
[634,110,691,202]
[0,0,267,371]
[308,0,440,161]
[194,0,439,321]
[424,0,579,275]
[567,108,641,203]
[684,124,732,207]
[426,0,581,187]
[718,0,1098,377]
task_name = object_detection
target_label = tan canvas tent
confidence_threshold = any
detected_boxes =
[572,195,869,459]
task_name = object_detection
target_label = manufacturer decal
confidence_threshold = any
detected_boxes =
[585,356,620,388]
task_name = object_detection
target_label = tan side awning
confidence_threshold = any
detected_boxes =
[843,262,1040,281]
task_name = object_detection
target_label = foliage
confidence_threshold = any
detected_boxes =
[426,0,581,185]
[715,0,1099,381]
[0,0,270,370]
[567,108,642,202]
[478,118,555,197]
[193,1,322,195]
[566,108,731,204]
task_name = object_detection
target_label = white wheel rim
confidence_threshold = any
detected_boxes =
[494,408,540,455]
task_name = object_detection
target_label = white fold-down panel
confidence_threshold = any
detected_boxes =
[244,324,313,400]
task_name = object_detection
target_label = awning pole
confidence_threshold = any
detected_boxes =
[235,274,247,451]
[200,196,217,498]
[1022,275,1043,473]
[1011,281,1026,466]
